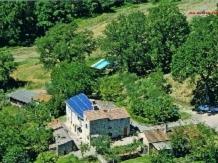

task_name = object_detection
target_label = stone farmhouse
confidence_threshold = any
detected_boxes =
[65,93,130,144]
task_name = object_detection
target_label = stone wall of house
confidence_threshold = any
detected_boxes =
[89,118,130,138]
[57,140,76,155]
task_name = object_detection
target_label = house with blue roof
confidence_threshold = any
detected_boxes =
[65,93,130,144]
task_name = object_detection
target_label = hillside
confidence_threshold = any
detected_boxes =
[10,0,217,105]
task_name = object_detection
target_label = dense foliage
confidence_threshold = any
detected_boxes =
[127,71,179,123]
[0,105,52,162]
[99,71,179,124]
[146,3,189,73]
[0,0,146,47]
[36,22,95,68]
[172,15,218,105]
[0,49,16,87]
[101,4,189,75]
[99,72,138,103]
[48,62,97,116]
[171,124,218,162]
[0,1,37,46]
[101,12,153,75]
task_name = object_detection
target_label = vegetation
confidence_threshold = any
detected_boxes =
[0,1,37,46]
[0,49,16,87]
[0,0,218,162]
[36,22,95,68]
[101,12,153,75]
[172,15,218,105]
[91,135,111,155]
[35,151,58,163]
[147,3,189,73]
[80,143,90,158]
[0,105,52,162]
[48,62,97,116]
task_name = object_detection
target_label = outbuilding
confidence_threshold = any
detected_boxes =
[8,89,37,107]
[139,129,171,153]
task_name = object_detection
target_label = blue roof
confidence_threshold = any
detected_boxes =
[66,93,93,119]
[91,59,110,70]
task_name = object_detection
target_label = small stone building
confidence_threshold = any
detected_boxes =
[65,93,130,144]
[8,89,37,107]
[139,129,171,153]
[49,121,77,155]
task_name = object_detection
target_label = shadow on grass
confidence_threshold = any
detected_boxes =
[191,78,218,106]
[1,77,28,90]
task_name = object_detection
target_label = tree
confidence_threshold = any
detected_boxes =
[172,15,218,105]
[80,143,90,158]
[35,1,75,32]
[101,12,154,75]
[0,1,37,46]
[128,71,179,124]
[91,135,111,155]
[171,124,218,162]
[0,90,8,110]
[0,105,52,162]
[0,49,16,87]
[147,3,189,73]
[36,22,95,68]
[2,146,29,163]
[35,151,58,163]
[99,72,138,103]
[48,62,97,116]
[150,151,174,163]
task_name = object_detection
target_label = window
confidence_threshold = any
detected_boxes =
[86,124,88,128]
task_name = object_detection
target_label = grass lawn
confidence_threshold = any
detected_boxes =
[10,46,50,89]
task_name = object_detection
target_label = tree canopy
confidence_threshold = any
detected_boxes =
[101,12,154,75]
[35,1,75,31]
[0,1,37,46]
[127,71,179,124]
[0,106,52,162]
[48,62,97,116]
[0,49,16,87]
[172,15,218,105]
[147,3,189,73]
[171,124,218,162]
[36,22,95,68]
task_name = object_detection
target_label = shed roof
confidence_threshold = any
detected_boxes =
[152,141,171,150]
[144,129,169,143]
[91,59,110,70]
[85,108,130,121]
[8,89,37,104]
[66,93,93,119]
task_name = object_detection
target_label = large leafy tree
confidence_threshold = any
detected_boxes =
[48,62,97,116]
[36,22,95,68]
[147,3,189,73]
[35,1,75,32]
[172,15,218,105]
[0,1,37,46]
[0,49,16,87]
[128,71,179,124]
[99,72,138,103]
[171,124,218,162]
[0,107,52,162]
[101,12,153,75]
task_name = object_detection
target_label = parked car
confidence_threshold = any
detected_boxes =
[209,106,218,113]
[194,104,210,113]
